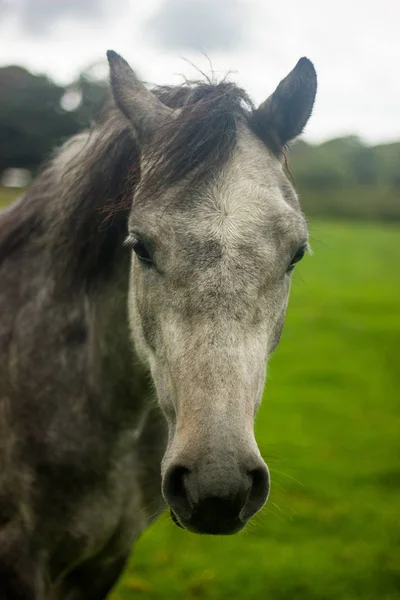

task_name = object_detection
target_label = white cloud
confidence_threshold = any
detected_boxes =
[146,0,249,51]
[14,0,109,35]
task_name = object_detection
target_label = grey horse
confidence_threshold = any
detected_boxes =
[0,51,317,599]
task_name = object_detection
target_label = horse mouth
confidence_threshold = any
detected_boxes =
[170,509,185,529]
[169,507,245,535]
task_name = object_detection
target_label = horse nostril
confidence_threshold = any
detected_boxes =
[163,465,192,520]
[251,465,270,495]
[241,464,270,520]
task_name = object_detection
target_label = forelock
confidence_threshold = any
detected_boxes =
[135,81,255,201]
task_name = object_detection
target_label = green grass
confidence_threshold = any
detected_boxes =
[2,189,400,599]
[0,186,26,209]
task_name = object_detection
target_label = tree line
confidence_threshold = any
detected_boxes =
[290,137,400,222]
[0,64,398,221]
[0,64,108,174]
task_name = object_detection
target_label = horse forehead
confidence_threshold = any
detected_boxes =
[230,124,282,186]
[213,147,283,218]
[189,133,300,241]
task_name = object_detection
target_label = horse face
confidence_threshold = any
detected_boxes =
[108,51,316,534]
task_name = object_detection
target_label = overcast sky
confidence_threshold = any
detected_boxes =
[0,0,399,144]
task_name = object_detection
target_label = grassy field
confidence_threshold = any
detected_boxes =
[2,190,400,599]
[0,186,25,209]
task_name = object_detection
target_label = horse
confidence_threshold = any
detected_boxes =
[0,50,317,599]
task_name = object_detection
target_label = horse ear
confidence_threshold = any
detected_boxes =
[253,57,317,150]
[107,50,172,145]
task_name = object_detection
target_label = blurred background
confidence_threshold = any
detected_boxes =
[1,1,399,599]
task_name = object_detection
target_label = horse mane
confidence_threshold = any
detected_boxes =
[0,79,275,284]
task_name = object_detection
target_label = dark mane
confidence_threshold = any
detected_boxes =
[51,112,140,284]
[0,79,269,283]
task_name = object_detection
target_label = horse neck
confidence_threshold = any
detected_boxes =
[43,127,150,423]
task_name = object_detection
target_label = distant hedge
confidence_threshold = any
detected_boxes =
[296,185,400,222]
[290,137,400,221]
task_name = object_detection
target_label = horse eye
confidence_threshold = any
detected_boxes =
[287,246,306,273]
[128,237,153,267]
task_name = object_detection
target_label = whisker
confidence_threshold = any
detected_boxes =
[269,469,305,487]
